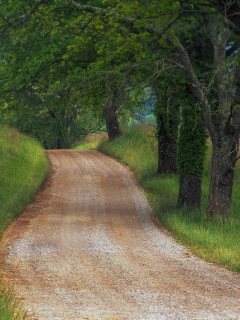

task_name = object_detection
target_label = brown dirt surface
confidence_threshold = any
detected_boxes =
[1,150,240,320]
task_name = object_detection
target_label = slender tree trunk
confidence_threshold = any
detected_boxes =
[154,85,179,174]
[67,123,72,147]
[60,137,65,149]
[105,86,127,141]
[66,115,75,148]
[156,108,178,174]
[59,111,66,149]
[105,103,122,141]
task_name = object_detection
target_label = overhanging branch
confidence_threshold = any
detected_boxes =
[173,37,217,143]
[0,0,51,36]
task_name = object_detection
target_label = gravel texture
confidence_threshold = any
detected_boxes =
[0,150,240,320]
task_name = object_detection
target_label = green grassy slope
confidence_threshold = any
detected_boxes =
[73,126,240,273]
[0,125,49,320]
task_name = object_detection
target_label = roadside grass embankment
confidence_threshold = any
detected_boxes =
[73,125,240,273]
[0,125,49,320]
[71,132,108,150]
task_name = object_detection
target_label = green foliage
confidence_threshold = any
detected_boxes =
[177,104,208,177]
[0,85,106,149]
[0,0,239,220]
[0,0,150,144]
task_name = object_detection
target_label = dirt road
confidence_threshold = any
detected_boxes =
[1,150,240,319]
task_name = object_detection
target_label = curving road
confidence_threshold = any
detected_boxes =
[0,150,240,319]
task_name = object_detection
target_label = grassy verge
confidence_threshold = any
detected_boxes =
[73,125,240,273]
[0,125,49,319]
[71,132,108,150]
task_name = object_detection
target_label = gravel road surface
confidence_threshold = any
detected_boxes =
[0,150,240,319]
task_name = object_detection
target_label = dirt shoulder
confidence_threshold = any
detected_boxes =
[0,150,240,319]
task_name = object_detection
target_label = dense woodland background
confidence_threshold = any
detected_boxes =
[1,0,240,220]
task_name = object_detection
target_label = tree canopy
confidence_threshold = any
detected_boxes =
[1,0,240,218]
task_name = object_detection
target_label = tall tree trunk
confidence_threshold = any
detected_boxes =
[207,137,239,218]
[156,106,178,174]
[104,86,127,141]
[177,172,202,209]
[66,115,75,148]
[154,85,179,174]
[105,103,122,141]
[59,110,67,149]
[174,16,240,218]
[177,102,207,210]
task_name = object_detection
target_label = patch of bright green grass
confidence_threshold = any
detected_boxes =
[72,140,104,150]
[74,126,240,272]
[0,125,49,319]
[72,132,108,151]
[0,283,28,320]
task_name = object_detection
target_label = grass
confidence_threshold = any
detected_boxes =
[0,285,28,320]
[0,125,49,319]
[73,125,240,273]
[72,132,108,150]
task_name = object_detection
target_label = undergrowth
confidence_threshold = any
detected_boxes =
[0,125,49,319]
[73,125,240,273]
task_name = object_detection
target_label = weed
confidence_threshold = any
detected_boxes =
[0,280,28,320]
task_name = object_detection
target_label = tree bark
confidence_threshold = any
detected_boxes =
[154,84,179,174]
[174,16,240,218]
[207,136,239,218]
[104,86,127,141]
[66,115,75,148]
[156,108,178,174]
[105,103,122,141]
[177,172,202,209]
[177,99,207,210]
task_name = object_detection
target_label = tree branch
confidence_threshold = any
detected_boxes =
[67,0,178,36]
[0,0,51,36]
[173,37,217,143]
[115,94,130,114]
[0,13,13,26]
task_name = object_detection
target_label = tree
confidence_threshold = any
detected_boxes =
[153,82,179,174]
[0,0,146,142]
[104,83,126,140]
[177,94,208,210]
[3,0,240,218]
[179,1,240,37]
[0,0,51,36]
[174,14,240,218]
[78,0,240,218]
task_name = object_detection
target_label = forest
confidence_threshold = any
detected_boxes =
[1,0,240,221]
